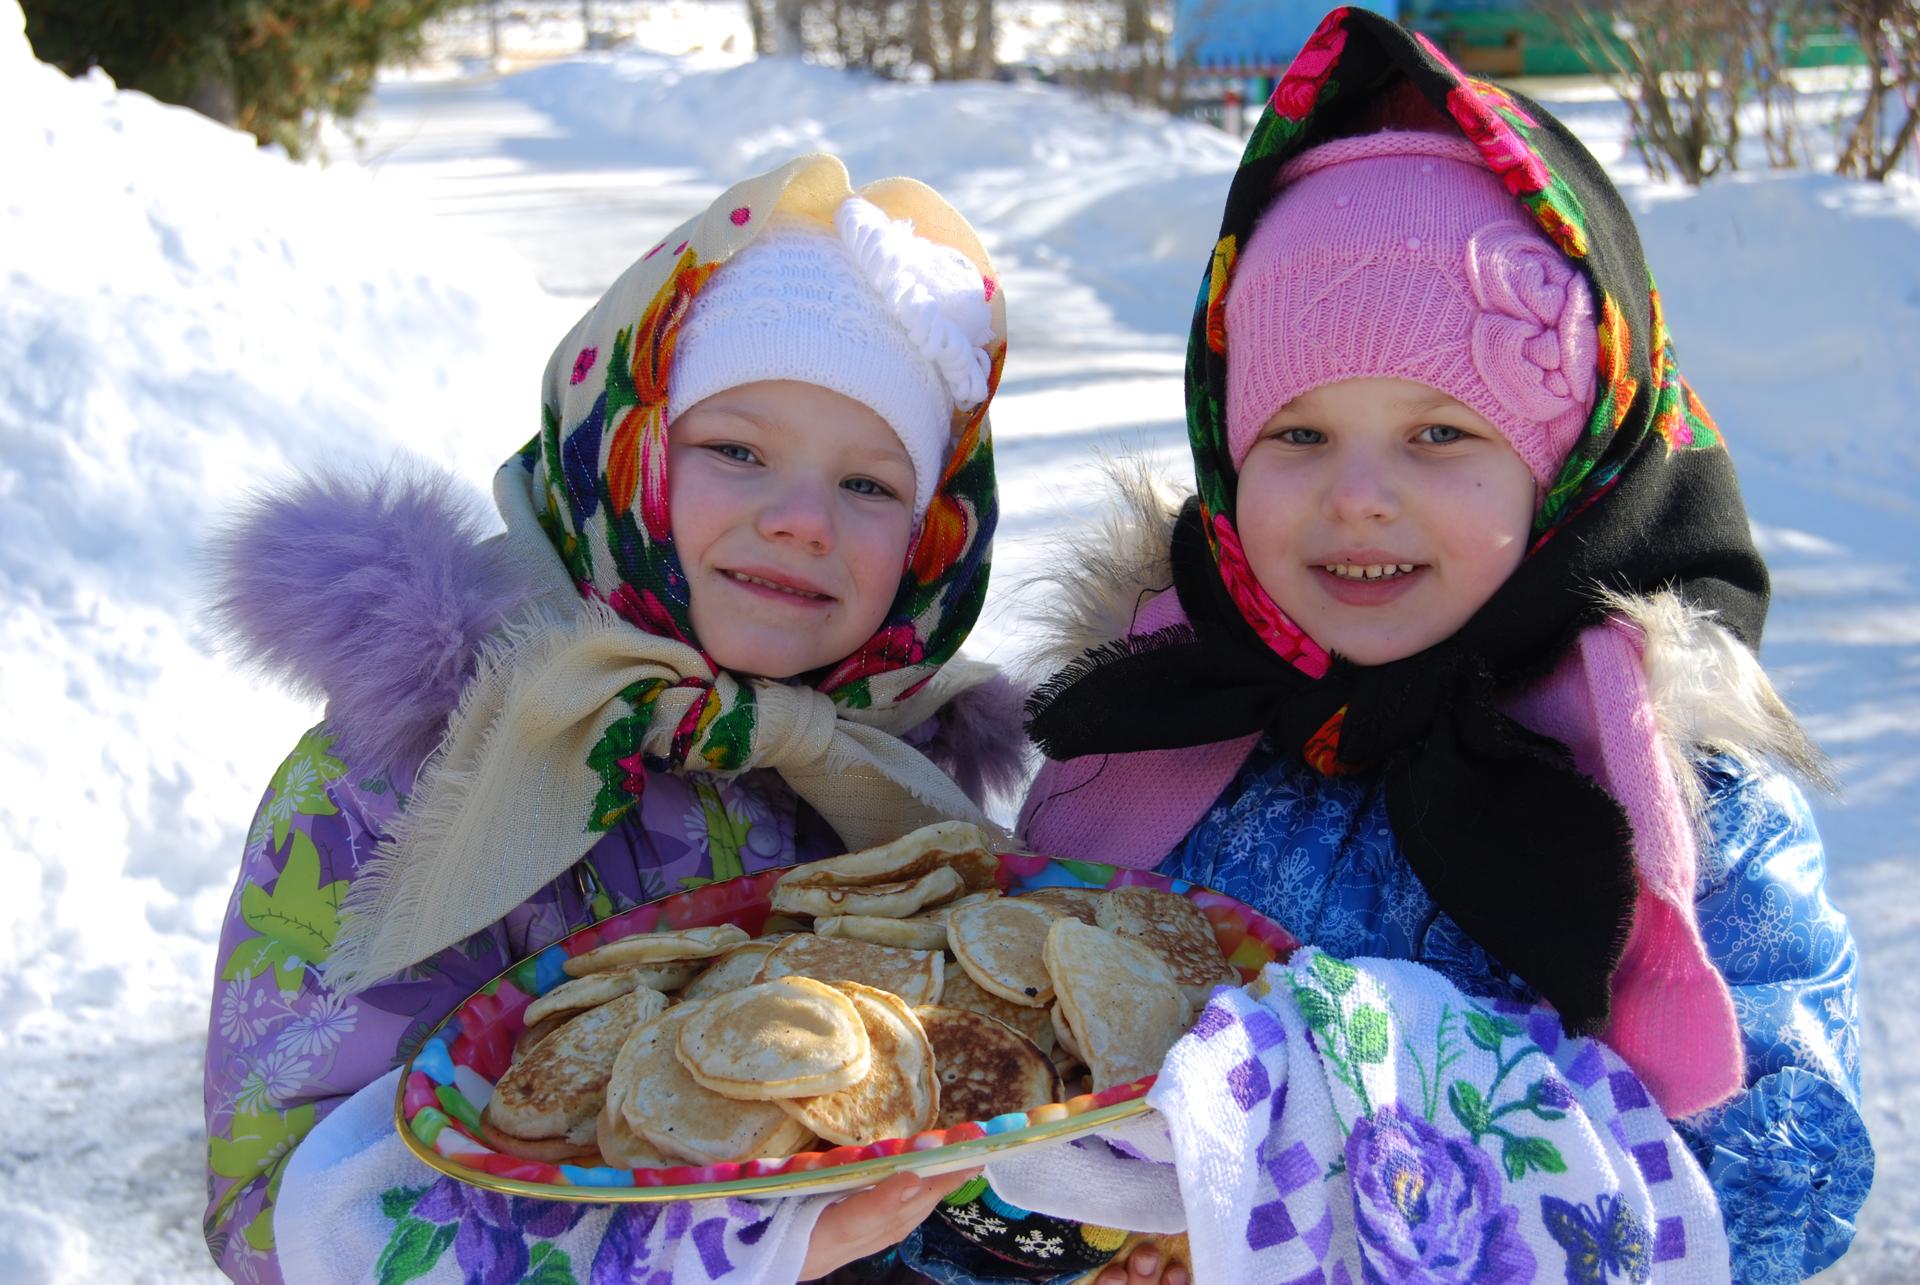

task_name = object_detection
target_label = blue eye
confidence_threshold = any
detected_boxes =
[1418,424,1468,445]
[842,477,898,499]
[710,443,757,463]
[1276,427,1325,446]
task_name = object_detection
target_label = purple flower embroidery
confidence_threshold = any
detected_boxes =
[1346,1107,1536,1283]
[413,1178,587,1285]
[591,1205,664,1284]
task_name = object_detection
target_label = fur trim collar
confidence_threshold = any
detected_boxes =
[1016,458,1826,787]
[209,467,1027,804]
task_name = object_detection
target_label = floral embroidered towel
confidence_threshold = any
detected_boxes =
[1144,950,1732,1283]
[982,949,1732,1281]
[276,1068,831,1284]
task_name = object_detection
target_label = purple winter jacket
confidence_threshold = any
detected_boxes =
[200,473,1021,1283]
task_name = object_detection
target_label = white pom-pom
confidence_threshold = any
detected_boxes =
[834,197,994,410]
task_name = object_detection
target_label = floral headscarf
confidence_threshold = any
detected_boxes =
[513,156,1002,832]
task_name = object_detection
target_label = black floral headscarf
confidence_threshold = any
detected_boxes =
[1028,8,1768,1035]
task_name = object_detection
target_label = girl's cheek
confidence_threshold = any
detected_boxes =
[848,500,913,561]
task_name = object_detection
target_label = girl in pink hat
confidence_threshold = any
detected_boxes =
[913,11,1870,1285]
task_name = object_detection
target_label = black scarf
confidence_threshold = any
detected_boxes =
[1025,10,1768,1036]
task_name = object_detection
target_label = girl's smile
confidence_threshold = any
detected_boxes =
[717,566,837,603]
[1311,551,1426,605]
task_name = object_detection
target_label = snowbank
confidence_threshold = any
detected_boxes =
[502,50,1244,332]
[0,0,556,1045]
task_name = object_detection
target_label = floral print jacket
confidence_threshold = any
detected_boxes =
[201,724,838,1284]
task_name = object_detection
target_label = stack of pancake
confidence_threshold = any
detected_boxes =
[477,820,1242,1169]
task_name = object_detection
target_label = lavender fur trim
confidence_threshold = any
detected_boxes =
[206,467,534,774]
[918,670,1032,807]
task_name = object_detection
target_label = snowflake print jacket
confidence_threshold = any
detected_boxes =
[969,468,1871,1285]
[201,473,1022,1285]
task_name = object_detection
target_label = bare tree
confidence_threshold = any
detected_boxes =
[765,0,996,79]
[909,0,939,71]
[1834,0,1920,181]
[775,0,807,57]
[1528,0,1843,181]
[1731,0,1820,169]
[745,0,774,55]
[1540,0,1753,184]
[969,0,995,77]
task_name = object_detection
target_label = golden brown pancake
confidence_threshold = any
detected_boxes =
[523,968,665,1028]
[597,1054,679,1170]
[477,1117,605,1164]
[938,967,1055,1053]
[774,820,999,892]
[912,888,1000,928]
[1045,918,1190,1092]
[512,1010,571,1063]
[1048,1036,1087,1087]
[1095,886,1239,1009]
[675,976,871,1099]
[754,933,945,1006]
[775,983,938,1146]
[615,1003,816,1164]
[485,989,654,1144]
[562,923,751,977]
[949,898,1056,1007]
[676,940,782,1004]
[1049,1003,1081,1063]
[915,1004,1061,1129]
[815,913,949,952]
[771,865,965,919]
[1017,886,1106,925]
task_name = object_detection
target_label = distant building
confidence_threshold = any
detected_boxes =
[1172,0,1865,81]
[1171,0,1382,77]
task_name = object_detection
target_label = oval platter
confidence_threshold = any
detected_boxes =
[394,850,1300,1202]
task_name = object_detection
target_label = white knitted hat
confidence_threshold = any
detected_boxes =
[667,198,995,520]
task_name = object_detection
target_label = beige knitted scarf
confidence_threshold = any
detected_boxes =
[324,470,999,992]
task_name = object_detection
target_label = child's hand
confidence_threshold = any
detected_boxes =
[1093,1239,1190,1285]
[798,1168,980,1280]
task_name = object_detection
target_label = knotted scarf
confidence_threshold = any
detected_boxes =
[327,156,1005,992]
[1026,10,1767,1039]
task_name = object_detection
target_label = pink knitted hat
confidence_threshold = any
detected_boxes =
[1224,130,1596,482]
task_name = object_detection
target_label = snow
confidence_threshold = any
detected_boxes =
[2,0,1916,1277]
